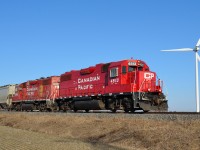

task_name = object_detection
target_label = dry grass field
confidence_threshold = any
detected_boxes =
[0,112,200,150]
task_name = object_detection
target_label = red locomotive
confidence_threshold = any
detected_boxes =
[12,76,60,111]
[5,59,168,112]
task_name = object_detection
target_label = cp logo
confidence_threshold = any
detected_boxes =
[144,73,154,79]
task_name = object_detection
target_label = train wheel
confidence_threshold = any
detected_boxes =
[47,108,52,112]
[111,109,117,113]
[73,108,77,113]
[39,104,47,112]
[131,109,135,113]
[124,109,129,113]
[85,109,89,113]
[15,104,21,111]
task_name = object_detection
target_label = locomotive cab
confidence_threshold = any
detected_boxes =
[126,60,168,112]
[104,59,168,112]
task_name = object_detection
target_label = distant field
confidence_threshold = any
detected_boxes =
[0,112,200,150]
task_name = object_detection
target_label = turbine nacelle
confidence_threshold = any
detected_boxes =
[195,46,199,51]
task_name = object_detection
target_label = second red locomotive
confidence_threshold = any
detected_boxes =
[4,59,168,112]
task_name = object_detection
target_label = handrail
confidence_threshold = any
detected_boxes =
[138,79,146,99]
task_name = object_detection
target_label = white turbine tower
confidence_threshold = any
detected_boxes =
[161,38,200,113]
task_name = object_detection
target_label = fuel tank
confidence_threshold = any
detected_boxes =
[73,98,104,110]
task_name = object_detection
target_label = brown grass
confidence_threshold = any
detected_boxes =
[0,113,200,150]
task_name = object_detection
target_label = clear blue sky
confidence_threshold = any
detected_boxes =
[1,0,200,111]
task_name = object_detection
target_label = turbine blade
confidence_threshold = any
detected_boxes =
[196,39,200,47]
[161,48,193,52]
[197,53,200,61]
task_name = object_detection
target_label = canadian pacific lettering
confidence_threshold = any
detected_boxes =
[77,74,100,90]
[78,84,93,90]
[78,74,100,84]
[27,87,38,96]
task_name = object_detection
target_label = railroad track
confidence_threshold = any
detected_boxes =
[0,109,200,115]
[1,110,200,121]
[145,111,200,115]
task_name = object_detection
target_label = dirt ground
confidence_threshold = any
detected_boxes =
[0,112,200,150]
[0,125,120,150]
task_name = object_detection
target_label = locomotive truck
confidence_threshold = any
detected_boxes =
[0,59,168,112]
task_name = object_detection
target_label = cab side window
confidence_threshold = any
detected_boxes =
[122,66,127,74]
[138,67,143,71]
[110,67,118,78]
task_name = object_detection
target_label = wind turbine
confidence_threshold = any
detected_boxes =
[161,38,200,113]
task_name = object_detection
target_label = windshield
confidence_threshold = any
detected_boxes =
[128,66,143,72]
[128,66,136,72]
